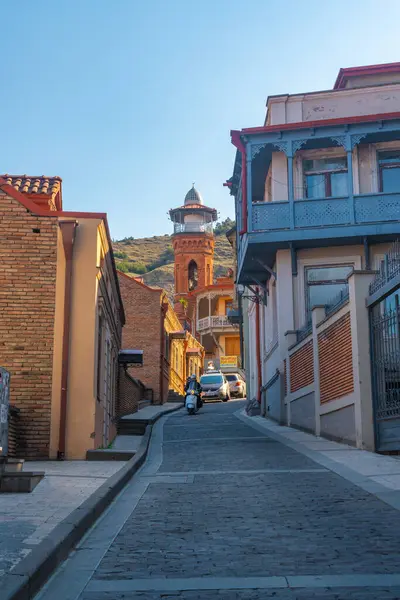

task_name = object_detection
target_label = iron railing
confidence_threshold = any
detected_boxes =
[325,287,350,317]
[369,240,400,296]
[197,316,233,331]
[371,301,400,421]
[296,322,312,344]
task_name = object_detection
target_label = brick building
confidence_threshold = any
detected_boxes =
[118,272,203,403]
[0,175,124,459]
[169,186,241,371]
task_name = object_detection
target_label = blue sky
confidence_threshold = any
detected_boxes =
[1,0,400,239]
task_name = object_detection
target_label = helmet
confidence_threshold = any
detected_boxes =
[190,374,196,380]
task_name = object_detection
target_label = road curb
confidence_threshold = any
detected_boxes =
[2,403,183,600]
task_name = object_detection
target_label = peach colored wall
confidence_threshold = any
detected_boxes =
[268,83,400,125]
[49,227,67,459]
[271,152,288,201]
[66,218,99,459]
[216,296,233,315]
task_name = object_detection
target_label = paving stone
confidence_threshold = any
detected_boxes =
[80,587,400,599]
[91,403,400,583]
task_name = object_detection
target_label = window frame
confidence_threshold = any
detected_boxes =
[303,157,348,199]
[305,264,353,322]
[378,150,400,192]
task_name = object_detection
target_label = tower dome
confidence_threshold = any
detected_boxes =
[184,185,203,206]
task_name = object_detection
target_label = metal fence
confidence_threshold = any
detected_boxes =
[325,287,350,317]
[296,322,312,344]
[370,239,400,296]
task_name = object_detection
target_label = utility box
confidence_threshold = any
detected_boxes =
[0,368,10,458]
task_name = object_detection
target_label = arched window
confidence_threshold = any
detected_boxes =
[188,260,198,291]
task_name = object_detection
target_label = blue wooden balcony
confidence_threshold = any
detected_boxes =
[252,192,399,231]
[233,116,400,283]
[237,192,400,282]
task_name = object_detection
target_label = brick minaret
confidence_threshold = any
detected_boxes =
[170,185,217,325]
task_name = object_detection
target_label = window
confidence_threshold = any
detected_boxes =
[225,300,233,315]
[303,157,348,199]
[378,150,400,192]
[188,260,198,291]
[96,314,103,401]
[200,374,224,385]
[305,265,353,321]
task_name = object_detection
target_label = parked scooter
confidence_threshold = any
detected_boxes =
[185,379,202,415]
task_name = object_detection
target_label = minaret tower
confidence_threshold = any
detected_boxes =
[170,185,218,323]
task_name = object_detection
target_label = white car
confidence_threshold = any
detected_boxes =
[200,372,230,402]
[225,373,246,398]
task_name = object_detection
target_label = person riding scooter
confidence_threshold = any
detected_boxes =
[184,374,203,408]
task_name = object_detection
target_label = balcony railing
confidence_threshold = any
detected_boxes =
[197,315,233,332]
[369,240,400,296]
[251,192,400,232]
[174,222,214,234]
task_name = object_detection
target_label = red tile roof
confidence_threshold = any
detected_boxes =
[1,174,62,210]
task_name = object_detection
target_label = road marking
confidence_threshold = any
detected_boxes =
[163,436,270,443]
[86,574,400,592]
[153,468,328,475]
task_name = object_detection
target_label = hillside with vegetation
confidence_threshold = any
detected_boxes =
[113,218,235,297]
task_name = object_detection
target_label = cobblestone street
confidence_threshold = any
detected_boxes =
[36,401,400,599]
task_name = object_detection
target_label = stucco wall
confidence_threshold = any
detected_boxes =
[268,83,400,125]
[266,376,284,423]
[290,392,316,434]
[320,404,356,445]
[66,218,99,460]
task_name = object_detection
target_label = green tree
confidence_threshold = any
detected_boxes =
[117,261,130,273]
[214,217,235,236]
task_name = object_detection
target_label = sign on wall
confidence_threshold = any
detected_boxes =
[0,368,10,457]
[220,356,238,368]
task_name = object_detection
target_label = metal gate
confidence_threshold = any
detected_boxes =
[0,367,10,457]
[369,242,400,452]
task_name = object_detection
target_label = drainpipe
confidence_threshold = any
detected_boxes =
[58,221,77,460]
[255,297,262,403]
[238,294,244,370]
[159,302,168,404]
[231,131,247,235]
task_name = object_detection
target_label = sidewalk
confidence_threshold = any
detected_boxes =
[0,460,125,578]
[238,410,400,507]
[0,402,183,583]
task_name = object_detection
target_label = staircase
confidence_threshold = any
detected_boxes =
[117,416,147,436]
[167,390,185,403]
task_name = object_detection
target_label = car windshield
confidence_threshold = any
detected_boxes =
[225,375,239,381]
[200,375,223,385]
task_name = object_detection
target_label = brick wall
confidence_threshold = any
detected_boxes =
[117,366,145,417]
[118,273,162,401]
[318,312,354,404]
[290,340,314,393]
[0,193,58,458]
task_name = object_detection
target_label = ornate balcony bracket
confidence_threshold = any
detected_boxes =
[351,133,368,149]
[330,133,368,151]
[292,139,308,153]
[330,135,347,149]
[239,282,267,306]
[251,143,267,159]
[251,140,289,160]
[253,257,277,280]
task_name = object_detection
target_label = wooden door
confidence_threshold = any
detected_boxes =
[225,336,240,356]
